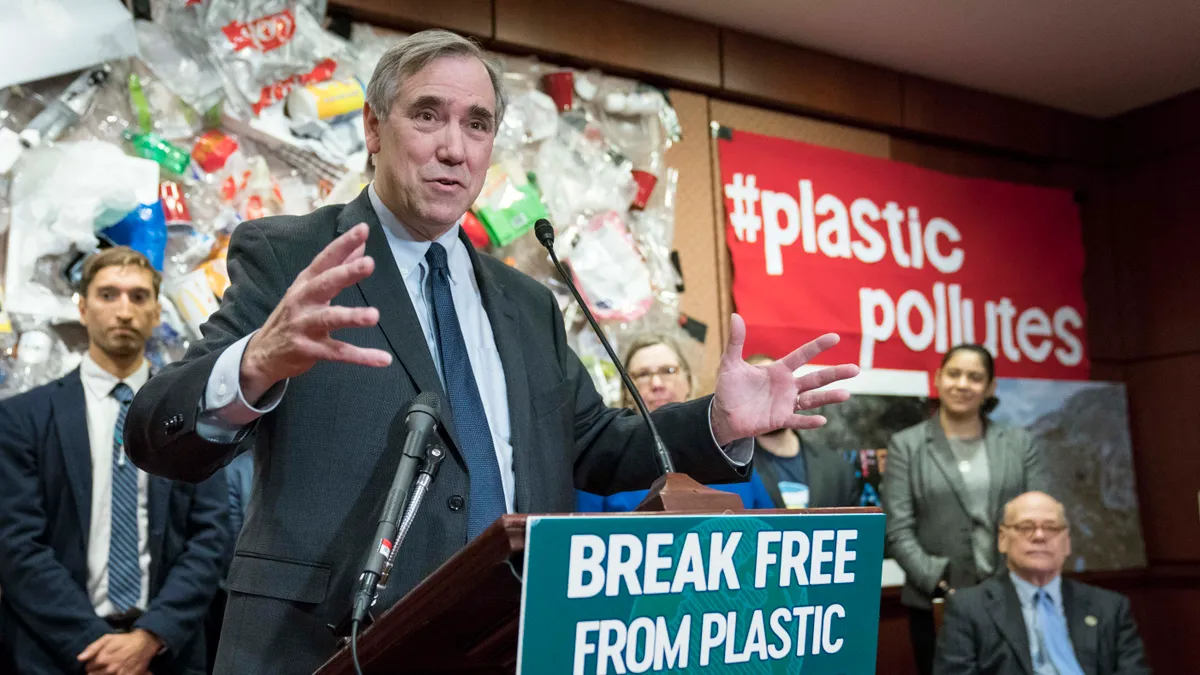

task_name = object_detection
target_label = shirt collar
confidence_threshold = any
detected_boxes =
[367,182,464,282]
[80,352,150,400]
[1009,570,1062,607]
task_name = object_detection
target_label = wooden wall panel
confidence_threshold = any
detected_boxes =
[330,0,493,37]
[1110,88,1200,163]
[889,138,1046,185]
[902,76,1056,157]
[706,100,891,350]
[665,90,722,395]
[1038,163,1126,364]
[493,0,721,88]
[722,31,903,128]
[1129,585,1200,672]
[1123,354,1200,562]
[1108,145,1200,358]
[1052,111,1107,164]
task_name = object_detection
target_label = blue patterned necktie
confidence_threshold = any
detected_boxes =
[1036,589,1084,675]
[108,382,141,612]
[425,243,506,538]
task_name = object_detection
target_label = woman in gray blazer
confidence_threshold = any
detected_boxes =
[882,345,1047,675]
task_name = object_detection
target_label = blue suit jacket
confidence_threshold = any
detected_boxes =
[577,469,775,512]
[0,369,228,675]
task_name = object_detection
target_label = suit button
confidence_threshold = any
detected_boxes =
[447,495,465,512]
[165,414,184,434]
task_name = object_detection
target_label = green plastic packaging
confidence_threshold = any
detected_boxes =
[124,130,191,175]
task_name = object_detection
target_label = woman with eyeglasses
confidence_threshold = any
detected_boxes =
[881,344,1049,675]
[575,334,774,512]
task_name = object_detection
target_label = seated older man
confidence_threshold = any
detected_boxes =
[934,491,1150,675]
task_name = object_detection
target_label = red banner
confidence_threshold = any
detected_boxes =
[718,129,1088,381]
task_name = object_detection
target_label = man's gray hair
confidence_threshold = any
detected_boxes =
[365,29,507,131]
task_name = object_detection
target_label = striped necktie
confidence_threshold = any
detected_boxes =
[108,382,140,612]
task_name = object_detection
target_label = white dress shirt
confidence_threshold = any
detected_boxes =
[196,183,750,511]
[80,354,152,616]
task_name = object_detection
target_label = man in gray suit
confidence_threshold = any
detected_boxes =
[934,491,1150,675]
[123,29,858,673]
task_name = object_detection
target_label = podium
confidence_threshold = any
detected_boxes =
[313,475,881,675]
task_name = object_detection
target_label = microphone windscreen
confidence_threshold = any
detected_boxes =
[411,390,441,417]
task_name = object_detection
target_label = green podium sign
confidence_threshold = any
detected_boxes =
[517,512,885,674]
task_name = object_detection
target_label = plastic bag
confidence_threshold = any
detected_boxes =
[6,141,159,322]
[627,167,681,312]
[135,19,225,115]
[533,118,637,228]
[199,1,351,116]
[563,211,653,323]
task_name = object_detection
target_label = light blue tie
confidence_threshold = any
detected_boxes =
[108,382,141,612]
[1036,589,1084,675]
[425,243,506,539]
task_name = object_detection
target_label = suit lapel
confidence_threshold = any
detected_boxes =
[336,190,453,435]
[984,422,1008,520]
[926,420,973,515]
[51,371,92,545]
[987,577,1034,675]
[464,232,533,512]
[1064,580,1097,675]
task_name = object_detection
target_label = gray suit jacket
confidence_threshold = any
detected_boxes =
[123,189,744,674]
[934,575,1151,675]
[882,418,1047,609]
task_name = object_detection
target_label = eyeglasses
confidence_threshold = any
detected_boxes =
[630,366,682,383]
[1001,521,1068,539]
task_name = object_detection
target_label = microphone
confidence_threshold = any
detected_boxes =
[377,441,446,590]
[534,219,676,476]
[351,391,442,625]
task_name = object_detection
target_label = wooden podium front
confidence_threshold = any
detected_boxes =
[313,475,878,675]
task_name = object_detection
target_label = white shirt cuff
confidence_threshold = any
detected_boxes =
[196,333,287,443]
[707,398,754,466]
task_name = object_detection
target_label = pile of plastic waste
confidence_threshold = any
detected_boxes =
[0,1,687,404]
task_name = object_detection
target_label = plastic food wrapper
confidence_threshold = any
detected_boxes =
[473,158,549,248]
[6,141,159,322]
[164,268,221,341]
[171,0,352,117]
[563,211,654,323]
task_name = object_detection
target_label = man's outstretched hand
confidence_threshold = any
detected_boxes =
[240,223,393,403]
[710,314,859,446]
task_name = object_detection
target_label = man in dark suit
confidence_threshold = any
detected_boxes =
[0,247,228,675]
[934,491,1150,675]
[746,355,861,509]
[123,29,859,674]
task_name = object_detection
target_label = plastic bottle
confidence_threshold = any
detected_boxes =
[124,130,192,176]
[18,65,111,148]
